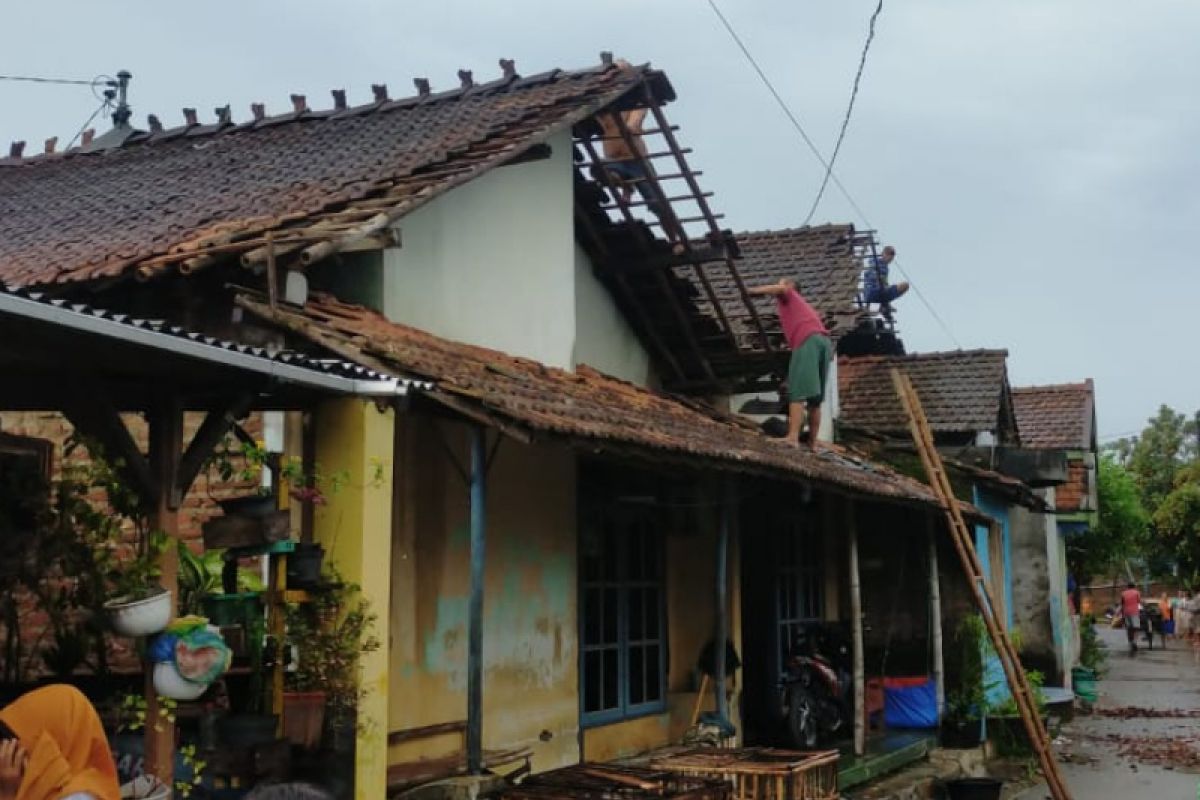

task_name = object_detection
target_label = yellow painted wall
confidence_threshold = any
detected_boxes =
[388,419,580,772]
[312,398,395,800]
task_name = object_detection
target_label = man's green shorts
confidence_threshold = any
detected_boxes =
[787,334,832,405]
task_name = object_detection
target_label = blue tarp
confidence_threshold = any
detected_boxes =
[884,677,938,729]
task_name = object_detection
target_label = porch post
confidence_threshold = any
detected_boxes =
[146,396,183,788]
[846,499,866,757]
[714,477,732,723]
[927,514,945,720]
[466,426,487,775]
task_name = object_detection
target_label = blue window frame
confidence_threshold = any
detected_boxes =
[580,510,667,725]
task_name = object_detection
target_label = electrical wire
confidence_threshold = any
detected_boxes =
[706,0,962,349]
[802,0,883,227]
[0,74,104,87]
[63,98,111,151]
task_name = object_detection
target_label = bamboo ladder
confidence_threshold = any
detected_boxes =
[890,368,1072,800]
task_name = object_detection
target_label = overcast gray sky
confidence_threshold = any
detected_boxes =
[4,0,1197,440]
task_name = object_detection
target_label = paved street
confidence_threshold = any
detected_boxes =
[1016,624,1200,799]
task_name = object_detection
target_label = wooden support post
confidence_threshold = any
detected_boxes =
[927,514,945,720]
[847,499,866,757]
[714,477,732,724]
[146,397,184,788]
[466,426,487,775]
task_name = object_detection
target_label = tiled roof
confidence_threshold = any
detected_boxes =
[838,350,1011,436]
[0,60,658,287]
[1012,381,1095,450]
[236,293,962,509]
[682,224,869,347]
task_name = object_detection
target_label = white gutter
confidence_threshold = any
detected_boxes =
[0,291,426,397]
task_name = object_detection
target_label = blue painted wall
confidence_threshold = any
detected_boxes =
[973,487,1015,706]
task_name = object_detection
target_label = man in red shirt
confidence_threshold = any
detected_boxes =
[1120,582,1142,654]
[749,278,832,447]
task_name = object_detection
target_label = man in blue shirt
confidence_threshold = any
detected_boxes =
[862,245,910,307]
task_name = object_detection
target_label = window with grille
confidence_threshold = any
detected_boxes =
[777,519,824,660]
[580,510,667,725]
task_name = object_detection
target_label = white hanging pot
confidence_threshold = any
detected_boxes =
[152,661,209,701]
[104,587,172,638]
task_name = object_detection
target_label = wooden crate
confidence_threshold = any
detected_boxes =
[504,763,731,800]
[649,748,839,800]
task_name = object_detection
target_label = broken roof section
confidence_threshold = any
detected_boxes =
[0,59,669,287]
[1013,381,1096,451]
[838,350,1018,442]
[235,292,961,510]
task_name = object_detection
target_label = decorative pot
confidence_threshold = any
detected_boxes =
[940,716,983,749]
[286,543,325,590]
[283,691,327,750]
[217,713,279,748]
[152,662,209,701]
[944,777,1002,800]
[105,587,171,638]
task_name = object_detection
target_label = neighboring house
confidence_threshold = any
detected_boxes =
[0,57,978,797]
[1011,380,1098,683]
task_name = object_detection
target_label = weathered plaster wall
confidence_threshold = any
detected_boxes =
[388,419,580,772]
[382,131,576,368]
[1009,497,1058,677]
[572,244,653,387]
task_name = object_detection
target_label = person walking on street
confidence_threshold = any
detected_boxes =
[748,278,832,448]
[1121,582,1143,655]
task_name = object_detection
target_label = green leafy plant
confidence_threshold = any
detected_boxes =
[175,743,206,799]
[946,613,990,721]
[117,692,177,734]
[1079,616,1108,676]
[284,565,381,731]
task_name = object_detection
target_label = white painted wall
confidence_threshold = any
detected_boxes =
[572,244,652,386]
[383,131,577,368]
[731,357,838,443]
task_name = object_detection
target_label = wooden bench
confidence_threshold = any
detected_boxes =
[386,720,533,795]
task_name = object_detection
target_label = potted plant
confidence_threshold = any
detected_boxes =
[942,614,989,748]
[987,668,1048,757]
[283,568,380,751]
[103,529,171,637]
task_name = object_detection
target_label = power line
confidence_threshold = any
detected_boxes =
[0,74,102,87]
[64,99,111,151]
[705,0,962,349]
[802,0,883,226]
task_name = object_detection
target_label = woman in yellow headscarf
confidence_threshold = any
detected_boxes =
[0,684,120,800]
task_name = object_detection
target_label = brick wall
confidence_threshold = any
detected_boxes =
[0,410,262,680]
[1055,459,1087,512]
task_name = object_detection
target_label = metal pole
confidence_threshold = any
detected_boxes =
[714,478,732,723]
[466,426,487,775]
[927,514,945,720]
[847,500,866,757]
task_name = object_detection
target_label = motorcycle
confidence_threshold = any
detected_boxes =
[779,623,852,748]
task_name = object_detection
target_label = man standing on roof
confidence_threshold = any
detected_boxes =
[748,278,832,448]
[597,60,683,253]
[862,246,909,309]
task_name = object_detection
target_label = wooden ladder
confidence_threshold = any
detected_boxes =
[891,368,1072,800]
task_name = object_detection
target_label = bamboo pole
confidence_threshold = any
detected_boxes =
[927,514,945,719]
[847,499,866,756]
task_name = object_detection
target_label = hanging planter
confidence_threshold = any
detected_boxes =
[152,661,209,701]
[282,691,327,750]
[286,543,325,590]
[105,586,172,638]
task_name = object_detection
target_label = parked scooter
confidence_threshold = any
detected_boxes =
[779,623,852,748]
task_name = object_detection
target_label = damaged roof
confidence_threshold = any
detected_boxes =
[1013,381,1096,450]
[236,292,964,510]
[838,350,1015,438]
[0,59,664,287]
[681,224,870,349]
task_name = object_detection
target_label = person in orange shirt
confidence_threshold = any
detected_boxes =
[0,685,119,800]
[1120,582,1142,655]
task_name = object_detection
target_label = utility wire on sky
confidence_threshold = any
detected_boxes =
[706,0,962,350]
[0,74,102,86]
[802,0,883,227]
